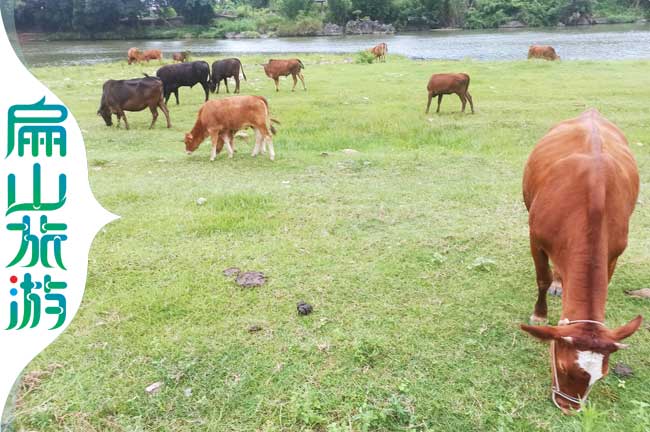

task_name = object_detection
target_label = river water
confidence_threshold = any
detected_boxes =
[15,23,650,67]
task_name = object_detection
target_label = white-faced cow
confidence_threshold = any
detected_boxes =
[521,109,642,413]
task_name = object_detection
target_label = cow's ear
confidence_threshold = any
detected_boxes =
[520,324,561,341]
[610,315,643,341]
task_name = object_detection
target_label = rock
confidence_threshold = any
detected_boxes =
[184,388,192,397]
[470,257,496,272]
[345,19,395,35]
[247,324,263,333]
[223,267,241,277]
[196,197,207,206]
[613,362,633,377]
[320,23,344,36]
[236,271,266,287]
[297,301,313,315]
[145,382,163,395]
[625,288,650,299]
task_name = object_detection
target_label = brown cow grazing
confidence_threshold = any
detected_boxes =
[520,109,642,414]
[426,73,474,114]
[127,47,142,65]
[184,95,278,161]
[262,59,306,92]
[97,75,171,130]
[369,42,388,62]
[172,51,190,63]
[528,45,560,61]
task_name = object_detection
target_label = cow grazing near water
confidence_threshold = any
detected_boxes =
[184,95,278,161]
[127,48,163,64]
[210,58,247,94]
[127,47,142,65]
[142,49,163,62]
[520,109,642,413]
[172,51,190,63]
[156,60,210,105]
[262,59,306,92]
[425,73,474,114]
[528,45,560,61]
[97,75,171,130]
[369,43,388,62]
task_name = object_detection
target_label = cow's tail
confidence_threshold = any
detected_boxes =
[270,118,280,135]
[258,96,278,135]
[298,59,305,70]
[239,59,247,81]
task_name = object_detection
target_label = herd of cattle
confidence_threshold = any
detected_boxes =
[97,41,645,414]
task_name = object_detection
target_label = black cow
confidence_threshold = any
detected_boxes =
[97,75,171,130]
[210,58,247,94]
[155,60,210,105]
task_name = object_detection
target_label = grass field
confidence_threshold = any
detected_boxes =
[10,55,650,431]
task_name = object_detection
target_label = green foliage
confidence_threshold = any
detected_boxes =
[327,0,352,24]
[159,6,178,19]
[350,0,396,21]
[276,13,323,35]
[168,0,216,24]
[278,0,313,18]
[355,49,376,63]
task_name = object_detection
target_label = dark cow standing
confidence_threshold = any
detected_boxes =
[210,58,247,94]
[97,75,171,130]
[156,61,210,105]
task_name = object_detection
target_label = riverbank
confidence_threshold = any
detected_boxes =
[15,24,650,67]
[11,54,650,431]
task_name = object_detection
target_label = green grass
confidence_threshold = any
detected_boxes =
[10,55,650,431]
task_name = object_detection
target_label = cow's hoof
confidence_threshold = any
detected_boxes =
[549,281,563,297]
[530,314,548,325]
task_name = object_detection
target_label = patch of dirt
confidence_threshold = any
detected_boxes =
[247,325,263,333]
[223,267,241,277]
[297,301,313,315]
[236,271,266,287]
[613,362,633,377]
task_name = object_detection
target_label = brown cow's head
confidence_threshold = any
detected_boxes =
[521,316,642,413]
[184,132,202,154]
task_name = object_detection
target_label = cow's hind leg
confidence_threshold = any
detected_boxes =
[291,74,298,92]
[158,100,171,128]
[274,78,280,92]
[549,269,562,297]
[530,242,553,324]
[174,89,180,105]
[298,73,306,90]
[465,91,475,114]
[119,110,130,130]
[258,125,274,160]
[148,105,159,129]
[459,93,467,113]
[202,82,209,101]
[223,133,234,159]
[224,78,230,94]
[436,95,443,113]
[209,133,220,161]
[234,76,240,94]
[252,129,263,157]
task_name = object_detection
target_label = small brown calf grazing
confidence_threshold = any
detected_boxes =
[172,51,189,63]
[426,73,474,114]
[369,43,388,62]
[520,109,642,413]
[528,45,560,61]
[97,75,171,130]
[262,59,305,92]
[184,95,278,161]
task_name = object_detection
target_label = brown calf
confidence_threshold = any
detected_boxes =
[369,43,388,62]
[262,59,306,92]
[172,51,190,63]
[184,95,278,161]
[528,45,560,61]
[426,73,474,114]
[127,47,141,65]
[520,109,642,413]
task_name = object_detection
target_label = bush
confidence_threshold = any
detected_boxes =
[276,14,323,36]
[279,0,313,19]
[355,50,376,64]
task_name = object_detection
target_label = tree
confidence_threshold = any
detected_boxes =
[167,0,216,24]
[327,0,351,24]
[349,0,395,21]
[15,0,74,32]
[278,0,312,18]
